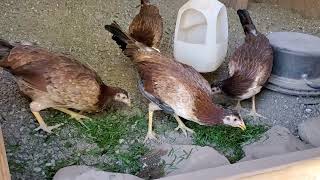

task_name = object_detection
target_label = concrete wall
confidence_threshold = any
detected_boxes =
[250,0,320,18]
[159,147,320,180]
[222,0,320,18]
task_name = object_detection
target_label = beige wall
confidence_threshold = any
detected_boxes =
[250,0,320,18]
[160,147,320,180]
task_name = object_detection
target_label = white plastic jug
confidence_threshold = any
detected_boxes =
[173,0,228,73]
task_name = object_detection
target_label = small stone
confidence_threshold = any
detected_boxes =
[34,167,42,172]
[298,117,320,147]
[53,166,142,180]
[155,144,229,176]
[240,126,312,162]
[45,162,52,167]
[305,108,312,113]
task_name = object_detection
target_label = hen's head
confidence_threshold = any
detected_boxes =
[99,85,131,108]
[195,103,245,130]
[113,88,131,107]
[222,109,246,130]
[211,81,223,94]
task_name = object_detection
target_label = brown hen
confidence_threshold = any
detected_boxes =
[211,9,273,118]
[105,22,246,142]
[0,40,130,133]
[129,0,163,51]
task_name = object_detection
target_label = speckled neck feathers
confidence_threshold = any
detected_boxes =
[97,84,122,110]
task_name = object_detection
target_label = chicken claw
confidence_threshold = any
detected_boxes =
[144,131,158,143]
[144,103,160,143]
[53,108,91,125]
[236,100,242,112]
[247,95,267,119]
[70,114,91,121]
[247,111,266,119]
[175,124,194,137]
[32,111,62,133]
[34,123,63,133]
[174,114,194,137]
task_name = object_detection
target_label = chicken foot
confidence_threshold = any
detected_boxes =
[247,96,266,119]
[236,100,242,112]
[144,103,160,143]
[53,108,91,125]
[174,114,194,137]
[33,111,63,133]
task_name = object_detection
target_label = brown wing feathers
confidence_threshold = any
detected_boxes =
[11,59,52,91]
[129,0,163,48]
[211,9,273,100]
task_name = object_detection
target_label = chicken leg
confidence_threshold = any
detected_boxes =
[236,100,242,112]
[247,95,266,119]
[53,107,91,125]
[144,103,160,143]
[174,114,194,136]
[33,111,62,133]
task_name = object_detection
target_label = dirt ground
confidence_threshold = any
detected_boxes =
[0,0,320,179]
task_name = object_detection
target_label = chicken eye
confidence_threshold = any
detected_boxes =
[233,118,237,122]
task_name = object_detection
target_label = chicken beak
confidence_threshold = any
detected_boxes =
[126,100,132,107]
[239,123,246,131]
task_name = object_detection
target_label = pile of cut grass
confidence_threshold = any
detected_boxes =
[79,112,149,173]
[44,110,268,179]
[187,122,268,163]
[44,110,149,178]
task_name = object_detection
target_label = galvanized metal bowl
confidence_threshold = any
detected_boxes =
[266,32,320,96]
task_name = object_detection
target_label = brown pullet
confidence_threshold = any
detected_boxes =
[129,0,163,51]
[0,40,130,133]
[105,22,246,142]
[211,9,273,119]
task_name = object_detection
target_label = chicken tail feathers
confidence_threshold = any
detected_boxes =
[105,21,133,51]
[105,21,154,58]
[237,9,257,36]
[0,39,14,61]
